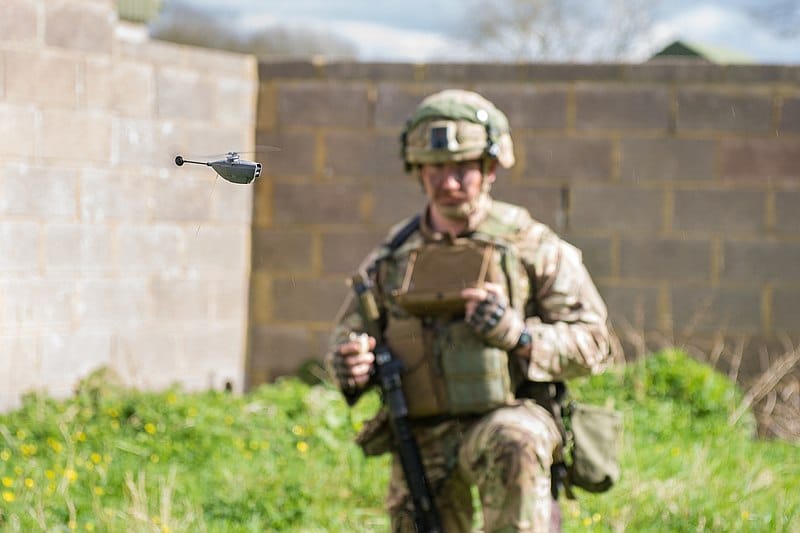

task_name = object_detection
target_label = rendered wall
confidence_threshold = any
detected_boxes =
[250,60,800,393]
[0,0,257,410]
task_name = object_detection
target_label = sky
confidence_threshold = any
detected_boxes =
[175,0,800,64]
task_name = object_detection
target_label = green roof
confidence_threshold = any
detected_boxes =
[651,40,754,64]
[117,0,163,24]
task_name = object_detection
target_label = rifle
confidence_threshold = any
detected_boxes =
[350,272,442,533]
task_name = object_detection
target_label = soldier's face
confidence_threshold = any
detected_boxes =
[420,160,496,213]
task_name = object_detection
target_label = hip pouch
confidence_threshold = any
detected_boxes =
[566,402,622,493]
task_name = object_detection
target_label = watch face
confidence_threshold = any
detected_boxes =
[517,330,532,348]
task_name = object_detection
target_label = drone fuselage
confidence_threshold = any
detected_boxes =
[174,153,261,184]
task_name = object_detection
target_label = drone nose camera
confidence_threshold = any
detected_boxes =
[174,152,262,184]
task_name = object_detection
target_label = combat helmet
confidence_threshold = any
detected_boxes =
[400,89,515,173]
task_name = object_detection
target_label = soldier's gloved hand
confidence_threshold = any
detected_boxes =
[462,283,527,352]
[332,333,376,391]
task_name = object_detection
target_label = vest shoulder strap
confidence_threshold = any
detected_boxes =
[386,214,421,252]
[367,214,421,275]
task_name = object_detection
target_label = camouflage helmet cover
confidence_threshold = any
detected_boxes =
[401,89,515,171]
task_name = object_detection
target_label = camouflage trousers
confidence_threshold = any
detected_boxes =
[387,400,561,532]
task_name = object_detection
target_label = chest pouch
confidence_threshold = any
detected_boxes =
[384,315,514,418]
[384,316,448,418]
[392,239,494,317]
[435,321,514,414]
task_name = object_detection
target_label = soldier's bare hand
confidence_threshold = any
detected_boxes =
[333,334,377,390]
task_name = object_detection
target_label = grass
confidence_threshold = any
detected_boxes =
[0,350,797,532]
[563,349,799,532]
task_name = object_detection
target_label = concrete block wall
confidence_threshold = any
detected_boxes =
[0,0,258,410]
[251,60,800,387]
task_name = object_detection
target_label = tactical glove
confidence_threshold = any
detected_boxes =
[466,292,527,352]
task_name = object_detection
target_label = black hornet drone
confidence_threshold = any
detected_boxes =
[174,152,262,184]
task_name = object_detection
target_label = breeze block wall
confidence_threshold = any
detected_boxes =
[250,60,800,398]
[0,0,257,410]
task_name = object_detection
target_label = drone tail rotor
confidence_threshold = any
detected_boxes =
[175,155,211,167]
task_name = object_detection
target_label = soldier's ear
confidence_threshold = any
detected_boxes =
[481,159,497,180]
[484,162,497,184]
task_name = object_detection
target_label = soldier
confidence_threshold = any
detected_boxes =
[327,89,615,532]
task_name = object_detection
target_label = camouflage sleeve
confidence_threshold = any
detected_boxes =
[518,225,616,381]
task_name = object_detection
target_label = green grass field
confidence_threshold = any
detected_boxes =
[0,350,797,532]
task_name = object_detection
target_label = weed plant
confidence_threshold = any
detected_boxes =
[0,350,797,532]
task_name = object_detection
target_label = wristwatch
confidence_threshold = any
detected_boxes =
[514,326,532,354]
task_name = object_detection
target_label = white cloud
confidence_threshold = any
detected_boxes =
[640,3,800,64]
[183,0,800,64]
[327,20,467,61]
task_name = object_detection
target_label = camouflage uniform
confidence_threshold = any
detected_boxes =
[326,90,614,532]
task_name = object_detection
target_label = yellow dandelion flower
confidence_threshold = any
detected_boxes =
[2,491,15,503]
[110,420,120,430]
[742,511,751,520]
[592,513,602,522]
[291,425,305,436]
[167,392,177,405]
[161,526,171,533]
[144,423,157,435]
[248,441,259,451]
[24,478,34,489]
[13,466,22,476]
[671,447,681,457]
[86,523,95,532]
[106,408,119,418]
[64,469,78,482]
[91,453,102,464]
[74,431,87,442]
[150,454,159,464]
[93,486,105,496]
[45,470,56,480]
[0,450,10,461]
[20,444,37,456]
[582,517,592,527]
[296,441,309,454]
[16,429,27,440]
[47,438,63,454]
[224,415,234,426]
[187,407,198,417]
[151,516,161,525]
[261,441,270,450]
[2,477,13,487]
